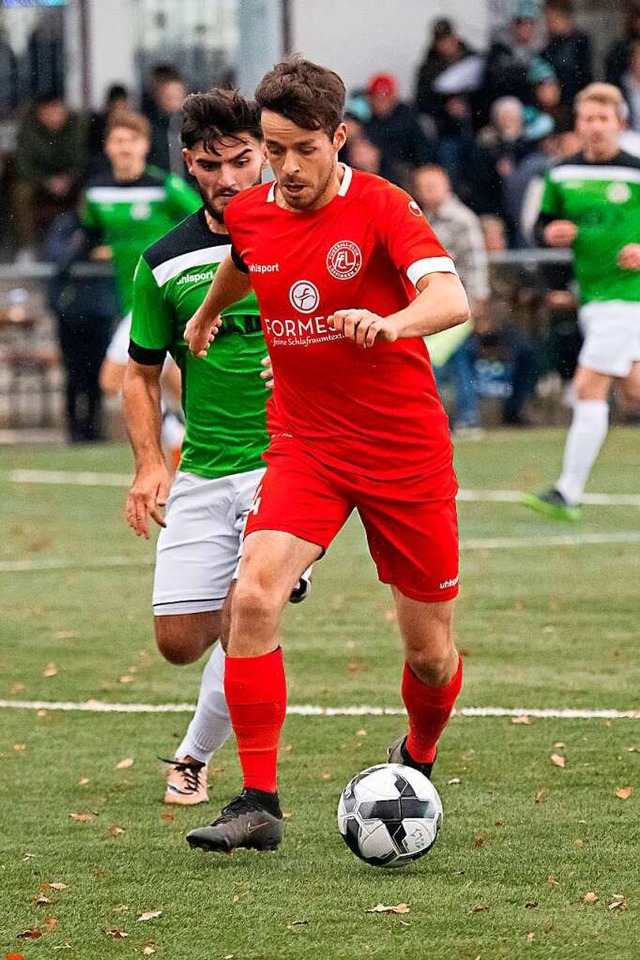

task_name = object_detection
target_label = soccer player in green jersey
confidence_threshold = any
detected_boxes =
[124,89,310,806]
[524,83,640,522]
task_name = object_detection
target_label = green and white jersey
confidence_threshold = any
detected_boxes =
[81,166,201,314]
[539,150,640,305]
[130,208,268,480]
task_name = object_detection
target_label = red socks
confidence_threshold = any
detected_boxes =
[402,658,463,764]
[224,648,287,793]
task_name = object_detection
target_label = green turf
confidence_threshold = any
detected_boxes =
[1,430,638,959]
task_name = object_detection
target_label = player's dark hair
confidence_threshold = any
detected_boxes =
[255,56,346,138]
[180,89,262,152]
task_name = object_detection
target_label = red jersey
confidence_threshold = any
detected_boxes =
[225,165,458,486]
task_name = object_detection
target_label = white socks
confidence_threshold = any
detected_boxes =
[175,642,232,765]
[556,399,609,506]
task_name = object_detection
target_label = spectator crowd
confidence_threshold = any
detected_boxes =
[3,0,640,438]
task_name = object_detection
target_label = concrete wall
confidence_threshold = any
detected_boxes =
[289,0,490,99]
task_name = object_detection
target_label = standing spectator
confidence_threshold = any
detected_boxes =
[415,19,476,189]
[531,60,573,132]
[87,84,131,175]
[11,93,87,262]
[605,2,640,89]
[142,65,188,175]
[541,0,592,108]
[364,72,436,187]
[483,0,541,111]
[621,40,640,132]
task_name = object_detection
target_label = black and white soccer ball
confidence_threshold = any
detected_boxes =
[337,763,443,867]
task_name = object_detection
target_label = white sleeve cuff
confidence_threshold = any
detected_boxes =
[407,256,457,287]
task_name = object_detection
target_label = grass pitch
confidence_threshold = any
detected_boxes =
[1,429,638,959]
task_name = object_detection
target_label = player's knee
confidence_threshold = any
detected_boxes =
[232,578,283,626]
[406,646,456,687]
[154,619,201,665]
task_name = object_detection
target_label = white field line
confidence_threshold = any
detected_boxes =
[2,530,640,575]
[5,470,640,508]
[0,699,637,719]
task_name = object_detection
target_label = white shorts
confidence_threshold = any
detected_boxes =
[106,313,131,365]
[153,467,265,616]
[578,301,640,377]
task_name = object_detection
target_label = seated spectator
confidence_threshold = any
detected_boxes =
[142,64,188,175]
[340,100,396,181]
[621,40,640,132]
[483,0,542,113]
[364,72,436,187]
[606,2,640,89]
[541,0,592,107]
[87,83,131,175]
[11,93,87,262]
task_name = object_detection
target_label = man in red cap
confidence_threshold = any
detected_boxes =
[364,71,436,187]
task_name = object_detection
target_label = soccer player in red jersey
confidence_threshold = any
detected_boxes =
[184,58,470,854]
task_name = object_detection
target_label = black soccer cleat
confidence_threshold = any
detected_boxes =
[387,735,436,780]
[186,789,283,853]
[522,488,581,522]
[289,566,312,604]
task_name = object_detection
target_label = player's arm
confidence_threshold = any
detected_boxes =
[534,171,576,247]
[184,252,253,357]
[124,256,173,539]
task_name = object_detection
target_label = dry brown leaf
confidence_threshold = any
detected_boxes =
[473,835,486,849]
[78,776,89,786]
[116,757,134,769]
[526,932,535,944]
[608,895,627,911]
[119,675,135,684]
[550,754,566,768]
[69,813,93,822]
[43,663,58,677]
[472,904,489,913]
[447,777,461,786]
[615,786,632,800]
[44,918,58,931]
[36,709,48,718]
[282,811,294,821]
[10,682,26,694]
[535,789,546,803]
[143,948,156,957]
[287,919,309,928]
[13,743,26,752]
[35,893,51,905]
[347,661,359,673]
[554,742,566,749]
[137,910,162,922]
[525,900,538,909]
[321,772,332,781]
[113,905,129,913]
[367,903,410,914]
[356,729,367,737]
[17,929,42,939]
[106,929,129,938]
[109,825,125,838]
[511,715,532,725]
[46,882,68,891]
[624,745,640,753]
[160,813,175,822]
[547,875,559,886]
[573,839,584,847]
[582,891,598,904]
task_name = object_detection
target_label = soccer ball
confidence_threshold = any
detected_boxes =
[337,763,442,867]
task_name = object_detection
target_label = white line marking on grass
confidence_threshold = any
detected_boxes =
[2,531,640,574]
[6,471,640,508]
[0,699,637,719]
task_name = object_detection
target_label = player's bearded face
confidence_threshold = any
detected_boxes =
[184,138,265,223]
[576,103,622,155]
[261,111,347,211]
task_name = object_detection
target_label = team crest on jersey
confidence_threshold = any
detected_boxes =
[131,201,152,220]
[326,240,362,280]
[408,200,424,218]
[606,182,631,204]
[289,280,320,313]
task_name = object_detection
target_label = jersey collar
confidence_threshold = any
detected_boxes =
[266,163,353,203]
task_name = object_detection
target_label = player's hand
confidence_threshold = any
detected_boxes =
[184,309,222,358]
[544,220,577,247]
[617,243,640,270]
[327,309,398,348]
[126,463,173,539]
[260,355,274,390]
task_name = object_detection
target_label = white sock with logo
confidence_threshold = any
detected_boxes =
[556,399,609,506]
[175,642,231,765]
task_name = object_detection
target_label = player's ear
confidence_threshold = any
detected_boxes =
[261,143,268,166]
[332,122,348,153]
[182,147,194,175]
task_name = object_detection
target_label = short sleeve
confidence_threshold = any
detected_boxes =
[129,256,171,365]
[376,184,457,288]
[231,245,249,273]
[539,171,563,218]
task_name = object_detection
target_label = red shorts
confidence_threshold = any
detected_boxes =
[245,437,459,603]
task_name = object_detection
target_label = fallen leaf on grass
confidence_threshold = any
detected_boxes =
[615,787,632,800]
[287,919,309,928]
[624,745,640,753]
[10,683,26,694]
[109,825,125,838]
[547,875,559,886]
[119,675,135,684]
[21,852,36,862]
[137,911,162,922]
[160,813,175,822]
[526,932,535,944]
[321,772,332,781]
[113,905,129,913]
[44,918,58,931]
[35,893,52,905]
[282,811,294,821]
[550,754,566,768]
[356,729,367,738]
[472,904,489,913]
[78,777,89,786]
[13,743,26,752]
[447,777,461,786]
[525,900,538,909]
[554,742,566,749]
[45,882,68,891]
[37,709,48,718]
[69,813,93,822]
[511,715,532,725]
[573,839,584,847]
[43,663,58,677]
[116,757,134,769]
[608,895,627,911]
[142,948,156,957]
[367,904,410,915]
[473,836,485,849]
[534,789,546,803]
[18,929,42,939]
[582,892,598,904]
[106,929,128,938]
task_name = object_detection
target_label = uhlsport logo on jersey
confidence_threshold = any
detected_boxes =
[326,240,362,280]
[289,280,320,313]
